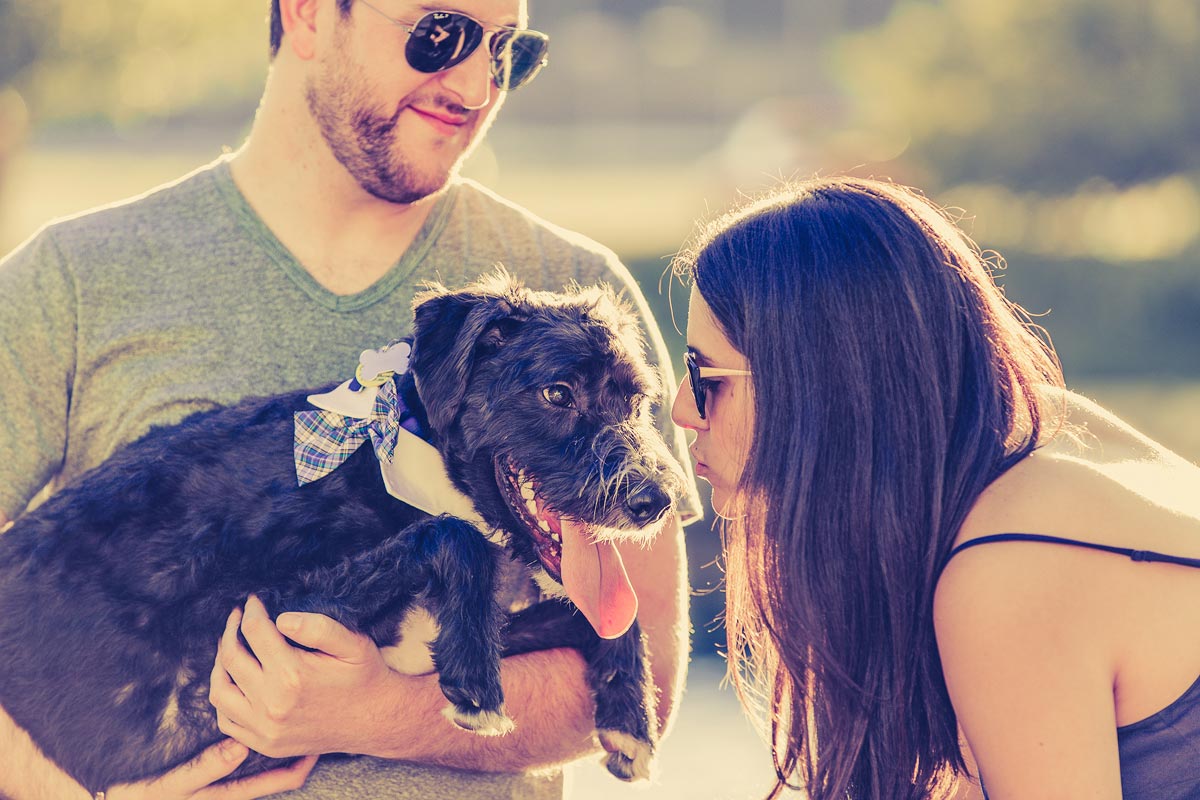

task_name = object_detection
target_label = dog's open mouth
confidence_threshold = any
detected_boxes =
[498,459,565,578]
[496,457,639,639]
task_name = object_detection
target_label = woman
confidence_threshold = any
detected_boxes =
[670,176,1200,800]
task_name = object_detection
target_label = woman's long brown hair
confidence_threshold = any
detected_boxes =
[675,178,1064,799]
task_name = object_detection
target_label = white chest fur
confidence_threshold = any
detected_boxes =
[379,606,440,675]
[376,534,546,677]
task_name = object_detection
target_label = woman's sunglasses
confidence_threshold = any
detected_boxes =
[684,351,752,420]
[358,1,550,92]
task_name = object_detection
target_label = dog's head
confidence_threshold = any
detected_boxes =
[409,271,686,638]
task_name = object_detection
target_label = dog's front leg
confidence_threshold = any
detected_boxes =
[409,516,514,737]
[260,515,513,737]
[582,622,657,781]
[503,602,656,781]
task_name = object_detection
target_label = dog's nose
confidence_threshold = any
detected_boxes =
[626,484,671,525]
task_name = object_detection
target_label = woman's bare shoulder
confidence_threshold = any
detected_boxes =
[938,390,1200,647]
[956,389,1200,552]
[1045,388,1193,464]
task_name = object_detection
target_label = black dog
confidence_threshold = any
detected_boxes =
[0,274,686,794]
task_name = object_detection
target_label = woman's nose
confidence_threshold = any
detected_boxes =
[671,375,706,431]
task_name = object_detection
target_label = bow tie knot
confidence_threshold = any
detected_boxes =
[293,343,422,486]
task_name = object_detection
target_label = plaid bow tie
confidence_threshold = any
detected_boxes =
[294,378,423,486]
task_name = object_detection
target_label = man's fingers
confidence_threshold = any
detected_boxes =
[131,738,249,796]
[218,602,273,698]
[212,709,260,752]
[209,654,253,721]
[239,595,294,663]
[275,611,365,661]
[210,611,245,704]
[108,743,316,800]
[195,755,318,800]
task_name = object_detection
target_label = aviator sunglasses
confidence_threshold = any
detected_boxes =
[684,351,752,420]
[358,1,551,92]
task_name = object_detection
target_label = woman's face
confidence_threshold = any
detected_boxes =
[671,286,755,517]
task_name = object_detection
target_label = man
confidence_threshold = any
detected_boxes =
[0,0,699,797]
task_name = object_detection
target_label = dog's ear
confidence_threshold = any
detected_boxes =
[410,288,525,434]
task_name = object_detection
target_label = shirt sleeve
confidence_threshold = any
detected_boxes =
[0,228,77,519]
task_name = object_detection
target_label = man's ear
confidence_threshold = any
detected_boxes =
[410,288,525,435]
[279,0,320,60]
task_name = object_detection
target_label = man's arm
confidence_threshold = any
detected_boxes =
[616,513,689,736]
[210,514,690,771]
[0,511,317,800]
[0,515,87,800]
[0,703,90,800]
[0,508,102,798]
[0,699,315,800]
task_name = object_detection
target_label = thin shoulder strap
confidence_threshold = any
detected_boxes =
[945,532,1200,569]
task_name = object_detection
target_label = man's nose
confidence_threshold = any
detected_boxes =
[438,37,494,110]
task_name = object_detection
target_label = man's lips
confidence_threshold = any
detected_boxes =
[409,106,469,134]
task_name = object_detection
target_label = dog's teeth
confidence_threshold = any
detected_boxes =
[520,482,535,502]
[550,532,561,543]
[525,496,539,518]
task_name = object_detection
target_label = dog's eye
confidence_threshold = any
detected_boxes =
[541,384,575,409]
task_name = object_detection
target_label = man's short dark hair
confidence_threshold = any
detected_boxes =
[269,0,355,58]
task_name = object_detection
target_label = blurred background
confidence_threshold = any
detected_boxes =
[2,0,1198,797]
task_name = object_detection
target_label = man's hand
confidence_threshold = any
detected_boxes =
[0,699,313,800]
[206,511,689,774]
[210,595,395,758]
[108,740,316,800]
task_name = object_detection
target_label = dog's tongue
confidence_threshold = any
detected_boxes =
[559,518,638,639]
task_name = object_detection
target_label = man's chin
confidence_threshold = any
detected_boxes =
[365,180,449,206]
[363,164,460,206]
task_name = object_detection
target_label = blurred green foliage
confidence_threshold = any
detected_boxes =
[834,0,1200,191]
[0,1,48,87]
[0,0,264,124]
[831,0,1200,388]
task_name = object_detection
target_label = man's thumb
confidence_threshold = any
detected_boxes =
[276,612,363,659]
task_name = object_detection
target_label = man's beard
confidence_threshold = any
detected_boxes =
[304,58,472,205]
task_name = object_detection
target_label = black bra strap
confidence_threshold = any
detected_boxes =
[945,533,1200,569]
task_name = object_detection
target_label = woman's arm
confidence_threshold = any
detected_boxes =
[934,543,1123,800]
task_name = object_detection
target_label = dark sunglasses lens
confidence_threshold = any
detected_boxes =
[686,355,707,418]
[406,12,484,73]
[491,30,549,90]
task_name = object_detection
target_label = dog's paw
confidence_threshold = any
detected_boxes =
[598,729,654,782]
[442,704,516,736]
